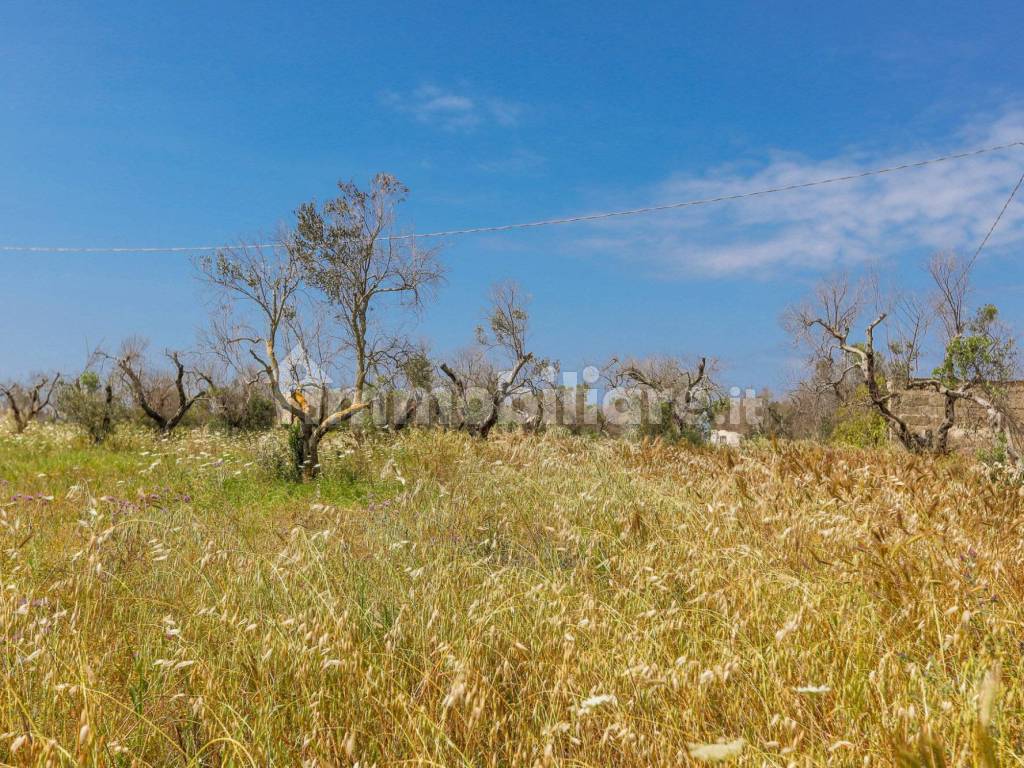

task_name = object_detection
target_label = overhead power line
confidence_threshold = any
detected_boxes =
[1,140,1022,254]
[967,168,1024,270]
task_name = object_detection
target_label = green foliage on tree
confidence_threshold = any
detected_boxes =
[933,304,1016,390]
[400,351,434,391]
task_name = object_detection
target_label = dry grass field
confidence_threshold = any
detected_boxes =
[1,425,1022,766]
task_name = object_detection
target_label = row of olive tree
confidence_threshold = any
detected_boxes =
[197,173,719,477]
[0,349,276,441]
[1,173,717,479]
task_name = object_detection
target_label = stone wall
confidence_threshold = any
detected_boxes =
[892,381,1024,452]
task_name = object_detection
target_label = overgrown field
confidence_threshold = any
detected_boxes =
[1,426,1023,766]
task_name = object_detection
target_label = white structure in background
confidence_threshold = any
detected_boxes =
[275,345,339,424]
[710,429,743,447]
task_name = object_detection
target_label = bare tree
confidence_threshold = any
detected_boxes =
[608,355,718,433]
[788,275,932,452]
[200,242,338,479]
[885,294,931,389]
[929,252,970,341]
[875,291,963,451]
[439,282,545,438]
[200,175,442,479]
[106,338,211,436]
[515,361,561,433]
[0,373,60,433]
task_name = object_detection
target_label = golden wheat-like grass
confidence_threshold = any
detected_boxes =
[0,425,1021,766]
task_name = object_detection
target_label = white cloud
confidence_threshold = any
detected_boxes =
[475,148,545,174]
[571,109,1024,278]
[382,84,523,132]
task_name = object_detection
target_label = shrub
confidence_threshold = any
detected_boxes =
[636,401,709,445]
[977,435,1008,468]
[56,372,125,444]
[830,405,888,448]
[238,394,277,431]
[209,388,277,432]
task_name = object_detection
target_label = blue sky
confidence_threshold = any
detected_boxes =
[2,1,1023,390]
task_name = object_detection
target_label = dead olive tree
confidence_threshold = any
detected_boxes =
[201,174,442,479]
[608,355,718,436]
[200,242,301,401]
[439,282,545,437]
[201,242,343,478]
[789,275,932,452]
[106,338,211,436]
[781,356,869,441]
[0,373,60,433]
